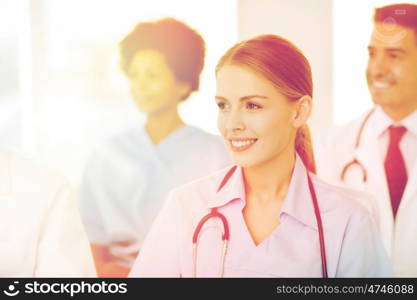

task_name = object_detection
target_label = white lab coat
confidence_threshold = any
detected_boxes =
[0,150,96,277]
[315,110,417,277]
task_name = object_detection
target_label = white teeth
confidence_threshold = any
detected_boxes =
[231,139,256,148]
[373,81,391,88]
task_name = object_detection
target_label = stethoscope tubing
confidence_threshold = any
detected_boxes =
[192,207,229,277]
[340,108,375,183]
[307,173,328,278]
[191,171,328,278]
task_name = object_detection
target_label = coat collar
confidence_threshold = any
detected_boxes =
[207,155,319,230]
[372,105,417,139]
[207,165,244,209]
[371,106,393,138]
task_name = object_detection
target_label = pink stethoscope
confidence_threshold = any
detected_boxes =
[340,108,375,183]
[191,165,328,278]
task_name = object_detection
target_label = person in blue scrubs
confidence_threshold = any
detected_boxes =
[79,18,230,277]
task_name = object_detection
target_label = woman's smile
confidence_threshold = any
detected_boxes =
[229,138,258,152]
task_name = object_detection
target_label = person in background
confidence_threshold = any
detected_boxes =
[0,149,96,277]
[129,34,391,277]
[315,3,417,277]
[79,18,230,277]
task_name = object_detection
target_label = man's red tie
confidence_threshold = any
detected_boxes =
[384,125,407,218]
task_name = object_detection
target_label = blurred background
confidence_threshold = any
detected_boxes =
[0,0,412,187]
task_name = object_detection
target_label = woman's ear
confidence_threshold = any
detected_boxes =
[292,95,312,128]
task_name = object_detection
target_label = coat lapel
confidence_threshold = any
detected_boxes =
[355,120,394,255]
[398,158,417,212]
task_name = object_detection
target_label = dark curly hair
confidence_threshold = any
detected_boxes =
[120,18,205,100]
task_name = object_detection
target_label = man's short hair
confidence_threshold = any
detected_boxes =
[120,18,205,100]
[374,3,417,41]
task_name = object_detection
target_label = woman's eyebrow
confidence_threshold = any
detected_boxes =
[240,95,268,101]
[215,96,228,101]
[215,95,268,101]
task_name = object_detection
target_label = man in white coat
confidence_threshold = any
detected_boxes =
[315,3,417,277]
[0,150,96,277]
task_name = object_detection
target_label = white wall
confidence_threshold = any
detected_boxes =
[21,0,238,186]
[238,0,333,138]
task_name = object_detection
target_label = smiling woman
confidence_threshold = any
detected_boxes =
[215,65,301,169]
[216,35,315,173]
[126,50,188,114]
[129,34,393,278]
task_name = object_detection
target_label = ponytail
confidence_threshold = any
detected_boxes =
[295,124,316,174]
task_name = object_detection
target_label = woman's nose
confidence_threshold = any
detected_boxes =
[226,109,245,133]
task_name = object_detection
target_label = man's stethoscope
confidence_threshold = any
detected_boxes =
[191,165,328,278]
[340,108,375,183]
